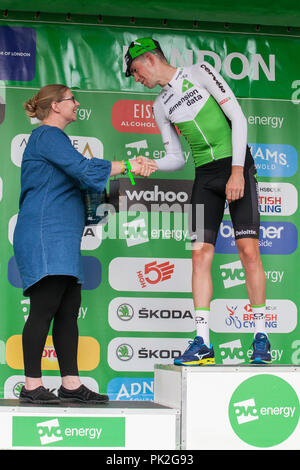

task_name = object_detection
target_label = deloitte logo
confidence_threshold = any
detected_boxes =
[229,375,299,448]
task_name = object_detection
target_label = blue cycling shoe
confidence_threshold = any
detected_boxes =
[174,336,215,366]
[250,333,272,364]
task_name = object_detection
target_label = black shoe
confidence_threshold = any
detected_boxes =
[19,386,60,404]
[58,384,109,403]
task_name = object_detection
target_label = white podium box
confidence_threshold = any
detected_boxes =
[154,364,300,450]
[0,400,180,450]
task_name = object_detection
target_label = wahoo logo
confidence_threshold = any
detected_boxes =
[220,260,245,288]
[36,419,63,446]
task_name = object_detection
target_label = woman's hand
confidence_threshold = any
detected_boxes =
[130,157,158,177]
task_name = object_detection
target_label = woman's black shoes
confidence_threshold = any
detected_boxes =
[19,384,109,404]
[19,386,60,404]
[58,384,109,403]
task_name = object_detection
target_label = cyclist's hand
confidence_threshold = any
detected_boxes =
[226,166,245,203]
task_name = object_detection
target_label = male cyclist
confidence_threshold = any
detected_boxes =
[124,37,271,365]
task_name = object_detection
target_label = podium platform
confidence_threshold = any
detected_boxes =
[154,364,300,450]
[0,399,180,449]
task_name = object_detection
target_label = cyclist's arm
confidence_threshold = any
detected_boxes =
[152,99,186,171]
[196,62,247,167]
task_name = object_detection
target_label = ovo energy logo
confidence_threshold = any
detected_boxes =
[12,416,125,447]
[229,375,299,448]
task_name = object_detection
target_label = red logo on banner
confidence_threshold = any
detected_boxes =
[137,260,175,288]
[112,100,160,134]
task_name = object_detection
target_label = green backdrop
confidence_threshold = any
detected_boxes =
[0,18,299,400]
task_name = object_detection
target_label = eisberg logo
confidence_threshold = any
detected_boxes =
[250,143,298,177]
[215,221,297,255]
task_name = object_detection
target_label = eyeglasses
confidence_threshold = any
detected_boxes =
[58,96,76,103]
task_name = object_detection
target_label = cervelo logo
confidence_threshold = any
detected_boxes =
[11,134,103,167]
[200,63,226,92]
[108,297,194,332]
[250,143,298,177]
[215,221,297,255]
[109,257,192,292]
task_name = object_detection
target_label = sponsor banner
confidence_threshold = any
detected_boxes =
[12,416,125,448]
[229,375,300,448]
[224,182,298,216]
[7,255,102,290]
[112,99,159,134]
[108,297,194,332]
[0,26,36,81]
[109,257,192,292]
[6,335,100,371]
[215,221,298,255]
[118,178,193,212]
[250,143,298,177]
[219,260,285,288]
[217,339,284,365]
[108,337,190,371]
[210,299,297,334]
[11,134,104,167]
[107,377,154,401]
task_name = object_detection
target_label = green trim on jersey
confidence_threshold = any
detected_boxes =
[175,96,232,167]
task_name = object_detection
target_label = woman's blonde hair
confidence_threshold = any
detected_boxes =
[24,84,69,121]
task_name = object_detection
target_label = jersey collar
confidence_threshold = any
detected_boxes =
[163,68,183,93]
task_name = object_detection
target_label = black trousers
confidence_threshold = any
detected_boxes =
[22,275,81,378]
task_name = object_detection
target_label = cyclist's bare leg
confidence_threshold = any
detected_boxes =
[192,242,215,308]
[235,237,266,305]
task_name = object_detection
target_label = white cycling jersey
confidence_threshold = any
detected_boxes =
[153,62,247,171]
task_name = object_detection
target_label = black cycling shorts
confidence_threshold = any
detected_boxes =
[189,147,260,246]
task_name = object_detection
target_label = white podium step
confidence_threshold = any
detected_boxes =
[0,399,180,450]
[154,364,300,450]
